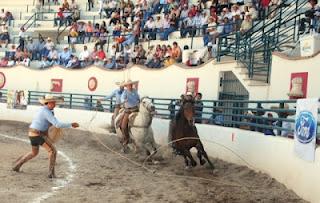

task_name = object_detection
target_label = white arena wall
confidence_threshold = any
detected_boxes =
[268,53,320,100]
[1,103,319,203]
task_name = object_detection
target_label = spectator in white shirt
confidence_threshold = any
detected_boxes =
[143,16,156,40]
[79,45,89,60]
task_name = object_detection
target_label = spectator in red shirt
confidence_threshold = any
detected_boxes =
[97,47,106,60]
[54,8,64,27]
[188,5,197,17]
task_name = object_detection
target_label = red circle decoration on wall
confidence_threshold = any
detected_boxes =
[88,77,98,91]
[0,72,5,89]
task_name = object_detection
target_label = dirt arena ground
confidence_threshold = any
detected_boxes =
[0,120,307,203]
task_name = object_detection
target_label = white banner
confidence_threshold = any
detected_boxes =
[294,98,318,162]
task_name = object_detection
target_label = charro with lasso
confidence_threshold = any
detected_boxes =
[12,95,79,178]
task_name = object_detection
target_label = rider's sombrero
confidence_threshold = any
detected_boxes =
[123,80,139,86]
[115,81,125,86]
[39,94,64,105]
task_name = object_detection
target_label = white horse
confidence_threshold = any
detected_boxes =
[114,97,158,157]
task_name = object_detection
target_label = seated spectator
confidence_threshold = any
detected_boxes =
[144,46,155,65]
[181,14,195,38]
[54,8,64,27]
[20,55,31,67]
[63,8,73,26]
[240,13,253,34]
[186,51,199,66]
[95,100,104,112]
[79,45,90,66]
[192,11,203,36]
[203,17,218,45]
[231,4,241,17]
[104,58,117,69]
[68,27,78,52]
[104,0,117,18]
[160,14,178,40]
[62,0,70,10]
[209,108,224,125]
[0,56,8,67]
[264,113,276,136]
[15,47,23,62]
[233,14,242,32]
[89,46,98,61]
[221,17,234,36]
[26,38,37,60]
[248,3,258,20]
[43,37,55,57]
[0,9,6,23]
[85,21,94,43]
[123,44,132,64]
[59,45,72,66]
[96,47,106,61]
[194,93,203,123]
[66,55,80,68]
[77,21,86,43]
[0,24,9,48]
[203,42,217,61]
[143,16,156,40]
[39,56,52,69]
[172,41,182,62]
[220,8,233,21]
[6,44,16,59]
[70,0,80,21]
[7,56,15,67]
[95,27,108,49]
[47,47,59,64]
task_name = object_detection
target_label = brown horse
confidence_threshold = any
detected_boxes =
[169,100,214,169]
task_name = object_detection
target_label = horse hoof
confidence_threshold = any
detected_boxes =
[185,166,191,170]
[121,147,129,154]
[191,161,197,167]
[152,160,160,165]
[200,159,206,165]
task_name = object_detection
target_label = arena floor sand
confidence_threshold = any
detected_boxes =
[0,120,308,203]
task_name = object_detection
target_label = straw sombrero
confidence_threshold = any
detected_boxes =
[39,94,64,105]
[123,80,139,86]
[115,81,125,86]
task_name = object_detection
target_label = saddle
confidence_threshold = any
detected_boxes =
[115,110,139,129]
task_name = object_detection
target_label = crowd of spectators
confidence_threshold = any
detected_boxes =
[0,0,301,69]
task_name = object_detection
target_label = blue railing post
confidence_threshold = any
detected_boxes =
[69,94,73,109]
[90,95,93,110]
[109,99,113,112]
[28,91,31,104]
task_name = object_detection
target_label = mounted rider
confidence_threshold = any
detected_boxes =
[120,80,140,145]
[98,81,125,133]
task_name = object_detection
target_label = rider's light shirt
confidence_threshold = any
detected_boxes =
[121,89,140,108]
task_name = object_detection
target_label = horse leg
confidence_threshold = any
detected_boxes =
[184,149,197,167]
[197,142,214,169]
[182,154,190,168]
[196,146,206,166]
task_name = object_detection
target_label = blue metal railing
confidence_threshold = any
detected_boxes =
[0,89,319,140]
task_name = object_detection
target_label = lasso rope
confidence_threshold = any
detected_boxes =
[142,137,257,171]
[81,109,261,190]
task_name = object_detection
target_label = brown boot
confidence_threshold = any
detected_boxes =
[12,152,36,172]
[121,127,130,145]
